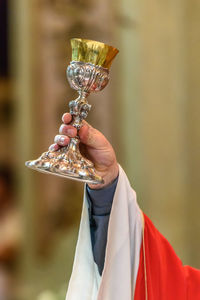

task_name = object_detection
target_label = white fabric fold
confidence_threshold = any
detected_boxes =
[65,165,143,300]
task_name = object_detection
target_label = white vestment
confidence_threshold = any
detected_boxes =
[65,165,143,300]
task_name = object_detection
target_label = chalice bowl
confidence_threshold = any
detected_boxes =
[25,38,119,184]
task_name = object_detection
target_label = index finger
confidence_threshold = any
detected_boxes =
[62,113,72,124]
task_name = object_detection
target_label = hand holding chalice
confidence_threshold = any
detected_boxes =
[25,38,119,185]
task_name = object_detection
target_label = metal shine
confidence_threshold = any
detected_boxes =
[25,39,119,184]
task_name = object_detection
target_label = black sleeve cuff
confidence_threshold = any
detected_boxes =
[86,175,119,216]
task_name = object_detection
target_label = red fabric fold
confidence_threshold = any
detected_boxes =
[134,213,200,300]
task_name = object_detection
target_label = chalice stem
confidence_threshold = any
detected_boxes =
[69,91,91,131]
[66,90,91,159]
[61,90,94,168]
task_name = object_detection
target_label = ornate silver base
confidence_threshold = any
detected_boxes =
[25,139,104,185]
[25,60,110,185]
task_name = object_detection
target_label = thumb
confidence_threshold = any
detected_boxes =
[79,121,108,149]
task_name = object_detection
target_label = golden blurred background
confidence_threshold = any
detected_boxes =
[0,0,199,299]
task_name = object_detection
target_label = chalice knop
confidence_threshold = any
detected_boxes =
[25,38,119,184]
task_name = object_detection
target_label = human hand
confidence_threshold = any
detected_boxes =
[49,113,119,189]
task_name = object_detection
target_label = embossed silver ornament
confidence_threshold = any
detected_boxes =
[25,38,119,184]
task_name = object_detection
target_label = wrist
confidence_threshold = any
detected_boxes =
[88,163,119,190]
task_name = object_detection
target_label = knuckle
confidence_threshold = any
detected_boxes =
[62,112,72,124]
[59,124,66,134]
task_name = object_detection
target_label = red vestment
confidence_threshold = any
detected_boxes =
[134,214,200,300]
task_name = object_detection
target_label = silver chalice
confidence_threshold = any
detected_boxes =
[25,38,119,184]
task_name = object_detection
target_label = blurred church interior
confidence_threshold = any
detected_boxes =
[0,0,199,299]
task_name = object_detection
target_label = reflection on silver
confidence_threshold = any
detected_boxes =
[25,61,110,184]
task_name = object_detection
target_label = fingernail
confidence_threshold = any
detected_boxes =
[49,144,55,151]
[49,144,59,151]
[54,135,66,144]
[59,124,65,134]
[60,136,66,143]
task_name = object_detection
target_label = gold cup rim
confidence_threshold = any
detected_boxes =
[70,38,119,69]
